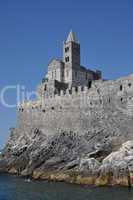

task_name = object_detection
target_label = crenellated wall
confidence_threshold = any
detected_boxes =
[17,75,133,136]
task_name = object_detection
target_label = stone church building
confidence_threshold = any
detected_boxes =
[41,31,102,97]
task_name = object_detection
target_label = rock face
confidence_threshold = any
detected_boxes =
[1,75,133,186]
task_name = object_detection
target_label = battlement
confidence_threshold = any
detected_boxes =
[18,100,42,111]
[18,80,102,109]
[38,79,103,98]
[18,75,133,113]
[17,74,133,135]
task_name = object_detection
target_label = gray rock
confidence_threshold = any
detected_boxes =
[79,158,100,173]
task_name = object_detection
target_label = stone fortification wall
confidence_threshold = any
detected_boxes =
[17,75,133,137]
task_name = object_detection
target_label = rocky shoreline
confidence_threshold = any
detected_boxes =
[1,166,133,187]
[1,128,133,187]
[32,171,132,187]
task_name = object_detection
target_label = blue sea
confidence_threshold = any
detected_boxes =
[0,174,133,200]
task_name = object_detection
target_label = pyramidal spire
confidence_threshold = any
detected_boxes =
[66,30,77,43]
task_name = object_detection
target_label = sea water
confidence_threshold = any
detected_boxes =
[0,174,133,200]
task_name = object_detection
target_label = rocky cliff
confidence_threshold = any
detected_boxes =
[1,75,133,186]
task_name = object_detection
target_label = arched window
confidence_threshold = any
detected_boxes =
[65,47,69,52]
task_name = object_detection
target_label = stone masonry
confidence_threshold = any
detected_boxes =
[40,31,102,97]
[18,74,133,137]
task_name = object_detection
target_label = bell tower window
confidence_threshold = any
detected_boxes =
[65,57,69,62]
[65,47,69,53]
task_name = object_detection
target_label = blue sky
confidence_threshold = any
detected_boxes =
[0,0,133,148]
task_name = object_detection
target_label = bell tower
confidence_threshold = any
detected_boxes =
[63,31,80,86]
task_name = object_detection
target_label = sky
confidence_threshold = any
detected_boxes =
[0,0,133,148]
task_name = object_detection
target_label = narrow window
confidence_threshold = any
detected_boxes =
[88,81,92,89]
[65,57,69,62]
[120,85,123,91]
[65,47,69,52]
[120,97,123,102]
[75,86,78,92]
[44,84,47,91]
[128,83,131,87]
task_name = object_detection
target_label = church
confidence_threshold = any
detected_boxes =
[41,31,102,97]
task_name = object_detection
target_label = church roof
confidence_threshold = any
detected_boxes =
[66,30,77,43]
[48,58,64,67]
